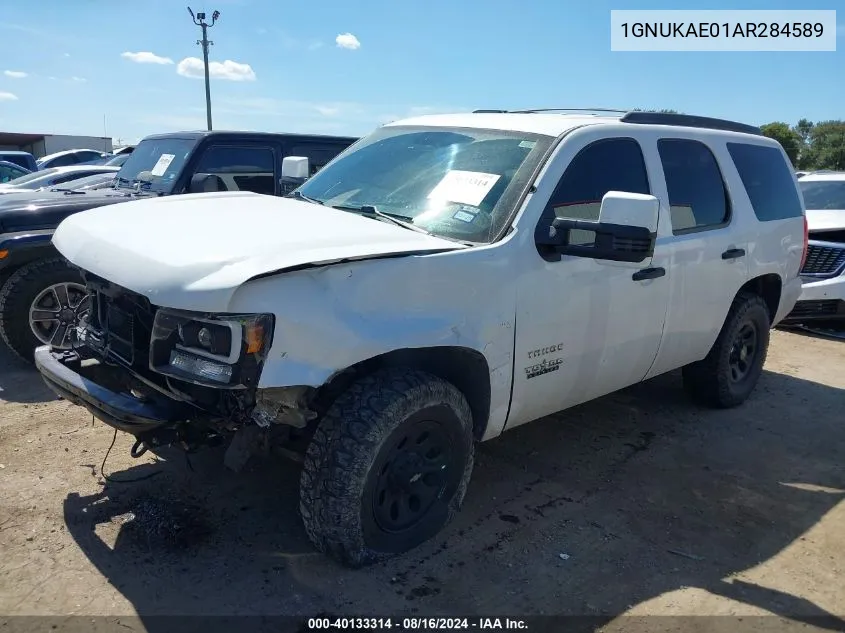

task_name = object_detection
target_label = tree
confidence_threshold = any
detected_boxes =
[760,122,802,165]
[803,121,845,171]
[793,119,816,169]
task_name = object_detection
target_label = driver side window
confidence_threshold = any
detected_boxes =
[545,138,651,244]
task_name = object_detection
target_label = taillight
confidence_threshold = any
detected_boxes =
[800,215,809,270]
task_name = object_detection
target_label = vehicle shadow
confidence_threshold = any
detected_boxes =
[0,344,59,404]
[60,368,845,632]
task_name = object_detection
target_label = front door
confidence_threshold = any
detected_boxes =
[506,129,671,429]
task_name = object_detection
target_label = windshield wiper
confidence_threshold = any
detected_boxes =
[285,190,324,205]
[329,204,438,236]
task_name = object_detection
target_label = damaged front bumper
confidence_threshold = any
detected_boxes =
[34,346,199,438]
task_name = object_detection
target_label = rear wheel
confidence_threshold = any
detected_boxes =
[0,257,89,363]
[682,291,771,408]
[299,367,474,567]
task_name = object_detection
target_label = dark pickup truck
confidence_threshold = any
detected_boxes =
[0,130,358,362]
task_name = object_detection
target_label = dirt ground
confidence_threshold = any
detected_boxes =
[0,328,843,632]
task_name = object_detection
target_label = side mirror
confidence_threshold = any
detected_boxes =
[536,191,658,263]
[282,156,310,181]
[188,173,221,193]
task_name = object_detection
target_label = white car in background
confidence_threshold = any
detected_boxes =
[785,171,845,324]
[0,165,120,195]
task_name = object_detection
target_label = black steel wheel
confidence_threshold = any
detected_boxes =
[683,291,771,408]
[300,367,474,567]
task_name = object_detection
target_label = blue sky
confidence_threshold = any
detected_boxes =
[0,0,842,144]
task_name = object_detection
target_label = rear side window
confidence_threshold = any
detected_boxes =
[288,143,349,176]
[727,143,803,221]
[658,139,730,233]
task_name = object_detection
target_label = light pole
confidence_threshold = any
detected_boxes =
[187,7,220,131]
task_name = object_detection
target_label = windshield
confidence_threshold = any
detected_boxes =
[5,168,61,187]
[114,138,194,193]
[800,180,845,210]
[295,126,552,243]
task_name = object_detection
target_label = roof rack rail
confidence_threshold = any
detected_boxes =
[510,108,629,114]
[619,111,762,136]
[472,109,509,113]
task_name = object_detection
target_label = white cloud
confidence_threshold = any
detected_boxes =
[71,76,86,83]
[315,105,340,117]
[3,70,27,79]
[335,33,361,50]
[176,57,256,81]
[121,51,174,65]
[63,52,70,58]
[0,92,18,102]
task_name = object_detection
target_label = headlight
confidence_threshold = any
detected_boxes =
[150,309,274,387]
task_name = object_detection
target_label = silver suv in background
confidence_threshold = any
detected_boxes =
[784,171,845,324]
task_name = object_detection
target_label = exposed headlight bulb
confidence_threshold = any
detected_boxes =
[197,326,213,349]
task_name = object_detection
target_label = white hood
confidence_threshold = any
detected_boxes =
[806,209,845,233]
[53,191,465,312]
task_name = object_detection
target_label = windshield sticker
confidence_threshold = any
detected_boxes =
[427,170,501,207]
[453,210,476,223]
[150,153,176,177]
[519,140,536,149]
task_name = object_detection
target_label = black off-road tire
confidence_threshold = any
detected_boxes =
[0,257,84,363]
[682,291,771,408]
[300,367,474,568]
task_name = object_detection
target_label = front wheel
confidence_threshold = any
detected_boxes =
[0,257,89,363]
[682,291,771,408]
[299,367,474,567]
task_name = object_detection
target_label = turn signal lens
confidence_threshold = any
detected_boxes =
[0,250,8,259]
[245,322,265,354]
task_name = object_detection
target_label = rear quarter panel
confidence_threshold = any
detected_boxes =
[723,140,805,323]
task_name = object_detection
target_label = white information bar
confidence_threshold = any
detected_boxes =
[610,10,837,52]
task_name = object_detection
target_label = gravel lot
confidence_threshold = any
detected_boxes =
[0,329,843,632]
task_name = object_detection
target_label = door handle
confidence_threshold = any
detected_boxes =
[632,267,666,281]
[721,248,746,260]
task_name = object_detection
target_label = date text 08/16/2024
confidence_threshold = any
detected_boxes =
[306,617,529,630]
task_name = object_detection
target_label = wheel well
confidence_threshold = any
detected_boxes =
[0,245,60,288]
[739,273,782,320]
[314,347,492,440]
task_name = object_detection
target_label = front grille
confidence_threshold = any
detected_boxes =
[788,300,843,319]
[83,280,156,367]
[801,243,845,277]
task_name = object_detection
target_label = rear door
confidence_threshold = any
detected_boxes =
[644,136,750,377]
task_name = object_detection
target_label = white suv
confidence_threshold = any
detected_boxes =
[34,110,805,567]
[784,171,845,324]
